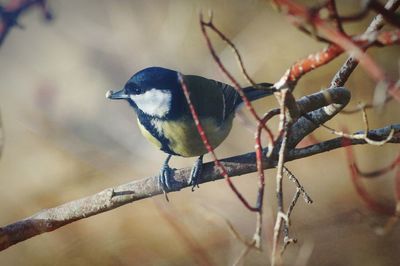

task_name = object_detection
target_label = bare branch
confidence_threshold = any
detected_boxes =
[0,122,398,251]
[330,0,400,88]
[1,86,399,251]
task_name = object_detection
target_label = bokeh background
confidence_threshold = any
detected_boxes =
[0,0,399,265]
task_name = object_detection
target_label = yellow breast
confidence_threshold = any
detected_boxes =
[137,118,162,149]
[137,116,234,157]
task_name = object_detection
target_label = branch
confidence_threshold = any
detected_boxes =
[339,0,400,27]
[273,0,400,100]
[330,0,400,88]
[1,124,398,252]
[1,87,399,251]
[289,125,400,160]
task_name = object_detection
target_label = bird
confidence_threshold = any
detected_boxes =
[106,67,274,194]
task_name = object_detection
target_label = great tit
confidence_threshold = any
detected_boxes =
[106,67,273,193]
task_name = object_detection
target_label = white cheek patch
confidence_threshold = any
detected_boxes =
[130,89,172,117]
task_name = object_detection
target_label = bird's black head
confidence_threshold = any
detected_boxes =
[106,67,184,118]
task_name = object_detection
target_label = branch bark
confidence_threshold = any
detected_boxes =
[0,124,398,252]
[330,0,400,88]
[1,87,399,251]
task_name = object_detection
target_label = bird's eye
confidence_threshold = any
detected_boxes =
[126,84,142,95]
[133,87,142,94]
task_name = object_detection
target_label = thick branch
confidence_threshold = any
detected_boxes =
[1,86,399,251]
[0,124,398,251]
[330,0,400,88]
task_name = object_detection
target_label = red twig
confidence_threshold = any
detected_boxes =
[343,137,394,215]
[178,74,258,211]
[275,44,343,89]
[196,0,399,259]
[377,29,400,45]
[326,0,345,34]
[199,13,275,145]
[355,153,400,178]
[273,0,400,103]
[198,13,285,217]
[319,23,387,85]
[275,28,396,90]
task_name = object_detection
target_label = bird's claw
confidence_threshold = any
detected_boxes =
[188,155,203,191]
[159,155,174,201]
[159,164,173,191]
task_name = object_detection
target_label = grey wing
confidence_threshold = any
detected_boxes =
[217,80,241,121]
[184,75,272,124]
[184,75,240,123]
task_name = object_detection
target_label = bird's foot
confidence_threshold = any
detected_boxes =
[188,155,203,191]
[159,155,173,201]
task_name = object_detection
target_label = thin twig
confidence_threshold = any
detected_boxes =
[340,96,393,114]
[271,89,290,266]
[280,188,299,254]
[178,73,258,211]
[273,0,400,101]
[326,0,345,33]
[354,153,400,178]
[330,0,400,88]
[344,136,395,215]
[200,13,275,145]
[318,122,394,146]
[284,167,313,204]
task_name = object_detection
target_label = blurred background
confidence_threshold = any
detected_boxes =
[0,0,399,265]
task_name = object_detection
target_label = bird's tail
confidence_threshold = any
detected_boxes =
[242,82,275,102]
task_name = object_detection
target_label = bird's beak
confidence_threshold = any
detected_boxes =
[106,89,129,100]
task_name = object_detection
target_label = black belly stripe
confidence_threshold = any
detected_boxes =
[137,112,179,156]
